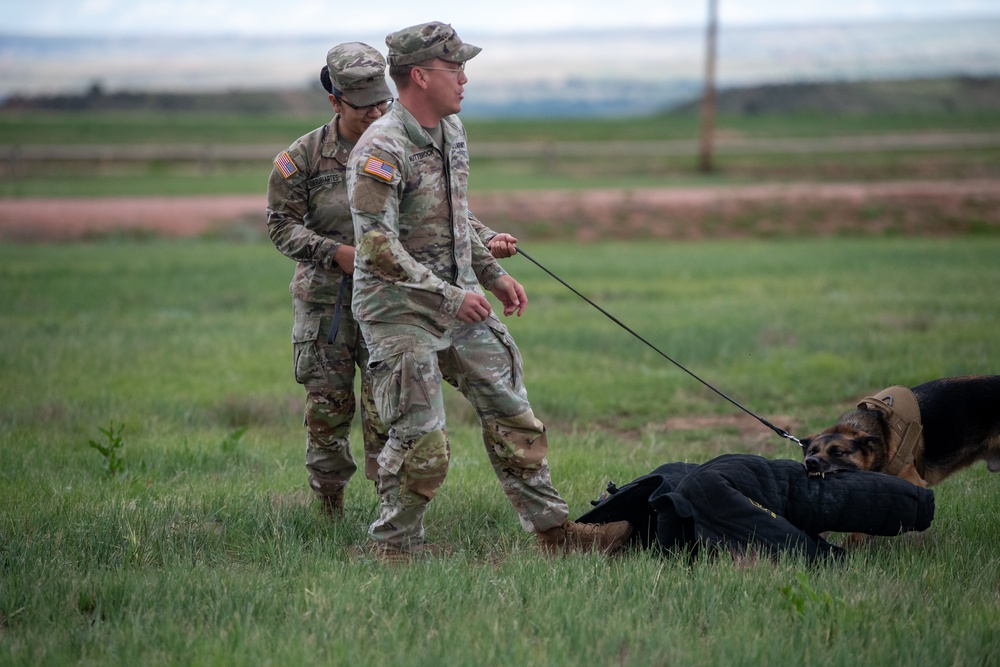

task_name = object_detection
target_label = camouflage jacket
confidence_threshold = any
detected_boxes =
[268,115,501,304]
[347,104,507,333]
[266,117,353,304]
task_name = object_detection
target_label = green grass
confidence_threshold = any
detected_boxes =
[4,109,1000,145]
[0,167,272,198]
[0,111,326,145]
[3,108,1000,197]
[3,146,997,198]
[2,237,999,665]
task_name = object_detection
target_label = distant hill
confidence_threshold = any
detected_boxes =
[4,76,1000,117]
[669,76,1000,115]
[3,17,1000,118]
[0,85,332,116]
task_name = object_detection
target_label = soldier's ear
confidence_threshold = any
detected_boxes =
[411,67,429,90]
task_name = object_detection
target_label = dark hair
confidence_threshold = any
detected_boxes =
[389,61,426,90]
[319,65,334,94]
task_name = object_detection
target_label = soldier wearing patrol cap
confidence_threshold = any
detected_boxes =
[347,22,632,560]
[266,41,514,522]
[266,42,392,520]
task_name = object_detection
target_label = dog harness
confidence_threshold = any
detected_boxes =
[857,385,925,478]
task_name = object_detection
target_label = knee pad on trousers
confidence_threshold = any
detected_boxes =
[483,411,549,471]
[304,387,355,447]
[378,429,451,505]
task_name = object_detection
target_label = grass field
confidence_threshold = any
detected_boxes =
[3,109,1000,197]
[5,109,1000,145]
[2,237,998,665]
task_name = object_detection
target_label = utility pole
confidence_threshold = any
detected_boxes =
[698,0,719,173]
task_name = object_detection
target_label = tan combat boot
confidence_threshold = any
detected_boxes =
[349,541,452,564]
[537,520,633,556]
[349,542,412,564]
[319,487,345,519]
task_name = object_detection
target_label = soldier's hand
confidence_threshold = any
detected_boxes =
[490,275,527,317]
[487,233,518,259]
[456,292,493,323]
[333,244,356,274]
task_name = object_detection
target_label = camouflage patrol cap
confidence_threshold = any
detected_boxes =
[326,42,393,107]
[385,21,481,67]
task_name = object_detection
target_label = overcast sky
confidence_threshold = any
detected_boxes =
[4,0,1000,36]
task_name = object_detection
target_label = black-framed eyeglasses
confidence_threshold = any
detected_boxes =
[339,98,394,114]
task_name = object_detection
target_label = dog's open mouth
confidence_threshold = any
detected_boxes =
[804,465,827,478]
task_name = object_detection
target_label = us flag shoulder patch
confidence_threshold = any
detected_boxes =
[274,152,298,178]
[363,155,396,182]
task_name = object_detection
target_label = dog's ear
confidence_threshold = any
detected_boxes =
[853,434,881,453]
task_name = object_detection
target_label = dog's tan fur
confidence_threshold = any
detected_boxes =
[801,376,1000,487]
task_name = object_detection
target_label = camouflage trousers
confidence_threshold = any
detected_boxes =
[363,316,570,550]
[292,297,388,498]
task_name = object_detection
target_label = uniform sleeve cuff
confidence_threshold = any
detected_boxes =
[441,284,466,318]
[480,264,508,292]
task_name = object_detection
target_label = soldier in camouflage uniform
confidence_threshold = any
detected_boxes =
[267,42,517,520]
[347,22,632,559]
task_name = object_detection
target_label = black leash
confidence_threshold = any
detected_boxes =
[515,247,802,447]
[326,274,350,344]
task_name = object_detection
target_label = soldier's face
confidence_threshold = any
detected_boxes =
[420,60,467,116]
[333,96,389,142]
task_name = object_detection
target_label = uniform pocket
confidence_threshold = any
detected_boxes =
[376,437,405,475]
[484,315,522,388]
[368,358,402,425]
[367,351,437,431]
[292,306,326,386]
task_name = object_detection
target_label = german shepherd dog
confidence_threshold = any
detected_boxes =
[801,376,1000,487]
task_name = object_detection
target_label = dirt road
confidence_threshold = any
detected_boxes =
[2,180,998,242]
